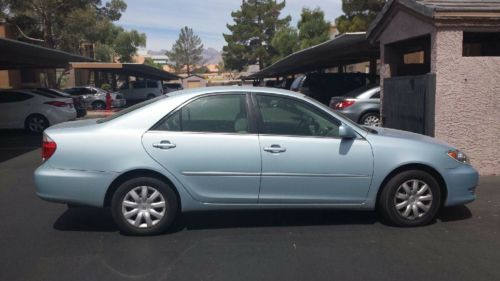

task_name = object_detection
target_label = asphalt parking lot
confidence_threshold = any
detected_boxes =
[0,132,499,281]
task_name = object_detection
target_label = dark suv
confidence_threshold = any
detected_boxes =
[289,73,376,105]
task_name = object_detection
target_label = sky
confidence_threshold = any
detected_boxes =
[117,0,343,52]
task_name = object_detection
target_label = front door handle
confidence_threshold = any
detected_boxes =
[263,144,286,153]
[153,140,176,149]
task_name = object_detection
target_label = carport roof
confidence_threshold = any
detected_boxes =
[0,37,93,69]
[71,62,180,81]
[245,32,379,79]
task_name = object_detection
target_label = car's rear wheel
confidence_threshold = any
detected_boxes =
[25,114,49,133]
[111,177,178,235]
[92,101,106,110]
[378,170,441,226]
[360,112,381,126]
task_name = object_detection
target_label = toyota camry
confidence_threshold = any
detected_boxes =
[34,87,478,235]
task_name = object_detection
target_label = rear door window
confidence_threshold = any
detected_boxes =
[154,94,249,134]
[147,81,159,88]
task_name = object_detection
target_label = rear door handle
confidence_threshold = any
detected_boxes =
[263,144,286,153]
[153,140,176,149]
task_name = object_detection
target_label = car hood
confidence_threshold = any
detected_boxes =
[368,127,451,147]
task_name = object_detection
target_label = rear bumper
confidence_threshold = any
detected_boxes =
[442,165,479,206]
[34,163,118,207]
[112,99,126,108]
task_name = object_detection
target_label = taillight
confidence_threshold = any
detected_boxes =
[335,100,355,110]
[45,101,68,107]
[42,134,57,161]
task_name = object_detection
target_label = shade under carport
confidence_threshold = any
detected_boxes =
[0,38,93,69]
[246,33,379,79]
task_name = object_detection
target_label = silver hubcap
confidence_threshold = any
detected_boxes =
[29,117,46,132]
[122,186,166,229]
[363,115,380,126]
[394,179,433,220]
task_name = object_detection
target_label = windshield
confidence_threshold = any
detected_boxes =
[97,95,167,123]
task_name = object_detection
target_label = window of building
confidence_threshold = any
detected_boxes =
[463,32,500,57]
[403,51,425,64]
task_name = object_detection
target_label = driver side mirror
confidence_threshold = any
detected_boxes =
[339,124,357,139]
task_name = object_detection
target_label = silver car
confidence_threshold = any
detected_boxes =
[35,87,478,235]
[64,86,126,110]
[330,85,381,126]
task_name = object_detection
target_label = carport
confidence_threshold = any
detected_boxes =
[245,32,380,81]
[0,37,93,88]
[69,63,180,90]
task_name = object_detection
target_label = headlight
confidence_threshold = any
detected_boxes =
[447,149,470,164]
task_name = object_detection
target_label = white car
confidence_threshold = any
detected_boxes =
[64,86,126,110]
[118,80,163,101]
[0,89,77,133]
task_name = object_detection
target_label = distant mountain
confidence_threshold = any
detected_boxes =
[201,48,222,65]
[147,49,168,56]
[146,48,222,65]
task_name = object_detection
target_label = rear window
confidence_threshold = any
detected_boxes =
[30,90,58,98]
[132,81,146,88]
[97,95,167,123]
[147,81,159,88]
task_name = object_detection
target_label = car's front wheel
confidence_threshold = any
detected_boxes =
[111,177,178,235]
[378,170,441,226]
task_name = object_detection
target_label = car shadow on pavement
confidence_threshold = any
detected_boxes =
[53,205,473,234]
[0,129,41,163]
[437,205,473,222]
[53,207,117,232]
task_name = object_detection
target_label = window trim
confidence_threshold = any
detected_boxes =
[251,92,345,139]
[149,92,257,135]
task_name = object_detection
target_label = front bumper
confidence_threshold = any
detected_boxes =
[442,164,479,206]
[34,163,118,207]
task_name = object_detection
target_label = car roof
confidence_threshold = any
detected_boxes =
[167,86,306,99]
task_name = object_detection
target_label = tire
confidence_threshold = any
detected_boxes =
[92,101,106,110]
[146,94,156,100]
[25,114,49,133]
[111,177,178,236]
[360,112,381,127]
[378,170,441,227]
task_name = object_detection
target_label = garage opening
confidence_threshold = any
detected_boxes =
[382,35,435,136]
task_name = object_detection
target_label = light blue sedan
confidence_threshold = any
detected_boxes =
[34,87,478,235]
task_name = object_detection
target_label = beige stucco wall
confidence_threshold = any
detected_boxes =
[434,29,500,175]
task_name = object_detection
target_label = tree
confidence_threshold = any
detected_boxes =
[271,27,299,62]
[143,57,163,70]
[335,0,386,33]
[166,26,204,75]
[0,0,147,85]
[223,0,291,71]
[113,28,146,62]
[297,8,330,50]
